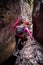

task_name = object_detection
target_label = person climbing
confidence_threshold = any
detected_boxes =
[13,18,33,52]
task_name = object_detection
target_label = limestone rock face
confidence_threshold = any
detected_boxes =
[32,0,43,43]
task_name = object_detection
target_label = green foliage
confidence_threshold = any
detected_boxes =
[29,0,34,8]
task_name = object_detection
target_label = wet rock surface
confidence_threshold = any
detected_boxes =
[15,39,43,65]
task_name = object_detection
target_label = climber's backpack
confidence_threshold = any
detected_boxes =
[16,26,24,35]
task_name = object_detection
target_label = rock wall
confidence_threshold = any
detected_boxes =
[0,0,21,64]
[32,0,43,43]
